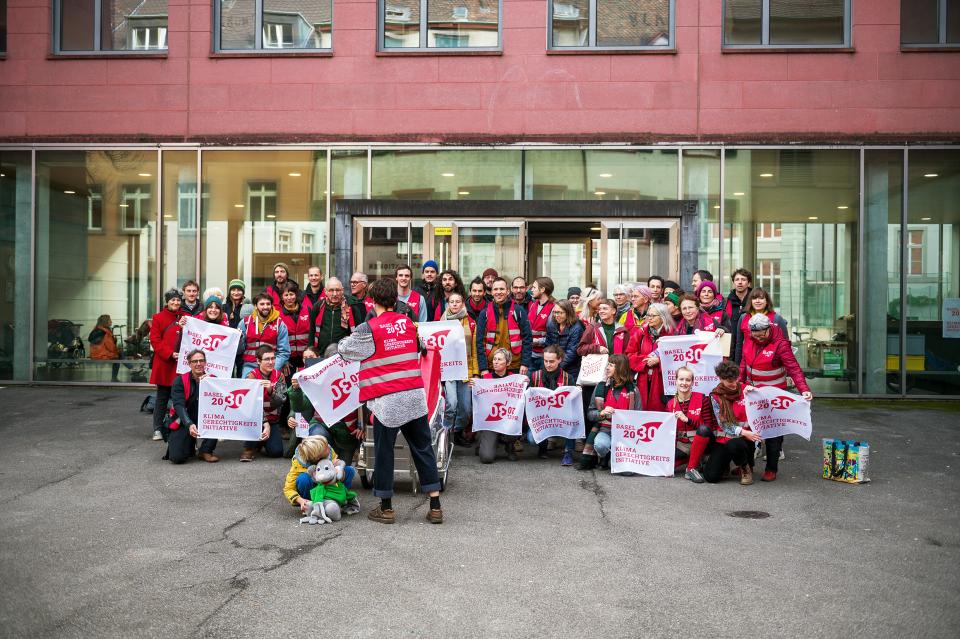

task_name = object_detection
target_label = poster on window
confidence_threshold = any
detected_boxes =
[471,375,528,436]
[658,334,723,395]
[293,355,361,425]
[524,386,585,443]
[744,386,812,441]
[176,317,241,377]
[943,298,960,338]
[610,410,677,477]
[418,320,468,381]
[197,377,264,441]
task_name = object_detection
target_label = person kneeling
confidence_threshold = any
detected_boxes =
[283,435,359,517]
[700,360,761,485]
[579,354,640,471]
[165,349,219,464]
[239,345,284,462]
[469,348,520,463]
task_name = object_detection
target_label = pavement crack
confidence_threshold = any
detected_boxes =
[579,470,608,521]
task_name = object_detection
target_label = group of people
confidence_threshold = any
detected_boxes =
[149,259,814,525]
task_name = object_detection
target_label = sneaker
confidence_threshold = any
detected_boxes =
[453,432,471,448]
[152,430,163,441]
[239,448,255,462]
[426,508,443,524]
[779,449,785,460]
[762,470,777,482]
[561,451,574,466]
[684,468,705,483]
[513,440,524,453]
[367,506,395,524]
[577,454,597,471]
[740,465,754,486]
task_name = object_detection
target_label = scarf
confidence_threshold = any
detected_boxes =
[333,299,352,330]
[442,307,467,321]
[712,381,743,425]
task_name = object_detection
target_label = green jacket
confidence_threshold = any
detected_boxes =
[309,481,357,507]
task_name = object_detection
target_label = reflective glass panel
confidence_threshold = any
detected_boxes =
[263,0,331,49]
[161,151,199,295]
[724,0,762,45]
[525,150,678,201]
[457,225,521,282]
[949,0,960,42]
[372,150,521,200]
[901,0,939,44]
[0,152,31,381]
[905,150,960,395]
[35,150,158,383]
[359,224,410,281]
[597,0,670,47]
[769,0,845,45]
[102,0,168,51]
[60,0,96,51]
[384,0,421,48]
[683,149,721,283]
[220,0,256,49]
[552,0,589,46]
[427,0,499,48]
[725,149,859,394]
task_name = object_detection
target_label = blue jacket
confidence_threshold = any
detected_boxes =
[545,321,584,380]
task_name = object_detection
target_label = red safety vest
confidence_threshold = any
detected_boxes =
[527,299,555,356]
[167,372,194,430]
[483,301,522,357]
[363,297,375,314]
[280,306,311,358]
[592,322,628,354]
[404,290,423,318]
[358,312,424,402]
[242,315,281,364]
[249,367,282,423]
[598,384,633,428]
[667,392,706,443]
[312,301,357,349]
[194,312,229,326]
[529,368,569,388]
[742,335,789,389]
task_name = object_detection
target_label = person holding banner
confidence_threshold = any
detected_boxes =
[733,287,788,364]
[526,345,576,465]
[470,347,522,462]
[702,360,761,485]
[239,345,285,461]
[239,293,290,378]
[677,294,724,337]
[667,367,714,483]
[740,313,812,481]
[439,292,478,447]
[200,297,229,326]
[167,349,220,463]
[338,277,444,525]
[149,289,185,442]
[545,299,583,381]
[476,277,533,377]
[626,302,676,412]
[578,355,640,471]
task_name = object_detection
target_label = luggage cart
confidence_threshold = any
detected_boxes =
[356,347,452,493]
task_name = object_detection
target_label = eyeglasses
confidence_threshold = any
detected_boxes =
[349,280,364,285]
[188,359,205,364]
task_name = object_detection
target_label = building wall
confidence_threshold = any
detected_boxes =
[1,0,958,142]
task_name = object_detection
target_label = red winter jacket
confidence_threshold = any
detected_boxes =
[625,323,667,411]
[149,308,183,386]
[738,326,810,393]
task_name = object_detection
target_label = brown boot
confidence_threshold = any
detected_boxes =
[239,448,255,462]
[426,508,443,524]
[740,465,754,486]
[367,506,395,524]
[198,452,220,463]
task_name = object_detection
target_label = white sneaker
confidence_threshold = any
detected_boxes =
[152,430,163,441]
[779,449,786,460]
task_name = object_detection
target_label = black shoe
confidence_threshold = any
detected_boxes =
[454,432,471,448]
[505,443,518,462]
[598,454,610,470]
[537,443,549,459]
[578,454,597,471]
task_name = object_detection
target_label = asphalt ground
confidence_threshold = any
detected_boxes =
[0,386,958,638]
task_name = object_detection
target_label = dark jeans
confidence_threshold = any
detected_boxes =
[153,385,172,436]
[372,414,441,498]
[703,437,754,483]
[166,427,217,464]
[764,436,784,473]
[244,420,284,457]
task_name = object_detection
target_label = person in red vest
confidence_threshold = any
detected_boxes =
[150,288,185,441]
[469,347,520,463]
[475,277,533,376]
[264,262,291,308]
[676,293,724,336]
[527,276,556,372]
[396,264,427,323]
[348,271,375,315]
[701,360,761,485]
[740,313,813,482]
[166,349,220,464]
[240,345,284,462]
[338,277,444,525]
[667,366,715,483]
[578,354,640,471]
[525,345,576,465]
[279,282,311,372]
[577,298,629,358]
[301,266,326,312]
[238,293,291,378]
[626,302,676,412]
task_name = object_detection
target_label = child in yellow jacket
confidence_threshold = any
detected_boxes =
[283,436,357,514]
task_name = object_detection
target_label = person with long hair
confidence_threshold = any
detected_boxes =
[701,360,761,485]
[440,292,478,448]
[626,302,676,412]
[435,268,467,319]
[469,348,521,463]
[733,287,788,363]
[545,299,583,380]
[667,367,715,483]
[578,354,640,471]
[676,293,724,336]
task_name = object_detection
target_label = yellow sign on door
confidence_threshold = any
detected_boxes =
[434,226,452,236]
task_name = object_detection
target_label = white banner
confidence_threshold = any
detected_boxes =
[418,320,468,381]
[576,354,608,386]
[471,374,528,436]
[293,355,361,425]
[744,386,812,441]
[610,410,677,476]
[198,377,264,441]
[944,298,960,338]
[524,386,585,443]
[294,412,310,438]
[176,316,241,377]
[658,334,723,395]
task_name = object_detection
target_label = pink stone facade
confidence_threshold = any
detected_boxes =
[0,0,957,142]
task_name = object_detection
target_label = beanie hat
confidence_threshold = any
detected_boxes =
[164,288,182,303]
[482,268,498,279]
[567,287,582,298]
[748,314,771,330]
[273,262,290,274]
[665,292,680,306]
[696,280,719,296]
[422,260,440,272]
[635,285,654,299]
[204,296,224,310]
[228,279,246,292]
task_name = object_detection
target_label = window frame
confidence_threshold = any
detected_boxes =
[901,0,960,48]
[52,0,169,56]
[246,180,278,222]
[86,185,103,232]
[120,183,152,232]
[213,0,333,53]
[547,0,676,51]
[376,0,504,53]
[722,0,852,50]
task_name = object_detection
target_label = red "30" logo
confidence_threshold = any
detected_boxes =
[486,402,515,421]
[330,372,360,409]
[622,421,662,443]
[424,330,450,349]
[533,390,570,409]
[191,333,228,350]
[224,389,249,409]
[684,343,707,364]
[770,395,795,410]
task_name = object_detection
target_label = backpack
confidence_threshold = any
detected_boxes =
[140,394,156,413]
[88,328,107,346]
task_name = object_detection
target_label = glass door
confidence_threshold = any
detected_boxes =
[602,219,680,289]
[354,219,426,280]
[452,222,525,282]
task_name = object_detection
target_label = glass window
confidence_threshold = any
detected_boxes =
[372,150,521,200]
[1,0,7,54]
[200,151,327,297]
[551,0,673,49]
[161,150,199,295]
[682,149,721,283]
[55,0,169,53]
[905,149,960,395]
[901,0,960,45]
[35,150,158,383]
[725,149,859,394]
[0,152,32,381]
[724,0,849,48]
[380,0,501,50]
[216,0,332,51]
[526,150,678,201]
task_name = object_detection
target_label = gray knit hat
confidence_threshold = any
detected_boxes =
[748,314,771,330]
